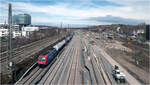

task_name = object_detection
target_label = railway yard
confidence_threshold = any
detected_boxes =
[13,30,144,85]
[1,0,150,84]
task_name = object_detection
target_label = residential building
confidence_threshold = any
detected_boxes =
[0,29,8,37]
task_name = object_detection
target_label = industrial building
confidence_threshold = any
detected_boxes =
[22,26,39,31]
[22,26,39,37]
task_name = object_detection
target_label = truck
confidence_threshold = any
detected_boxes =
[112,65,126,83]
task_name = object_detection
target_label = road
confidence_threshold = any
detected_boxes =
[16,30,142,85]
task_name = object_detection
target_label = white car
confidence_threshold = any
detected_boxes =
[112,68,126,83]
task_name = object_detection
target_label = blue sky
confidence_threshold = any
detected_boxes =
[0,0,149,27]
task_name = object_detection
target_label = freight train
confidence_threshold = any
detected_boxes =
[38,34,73,67]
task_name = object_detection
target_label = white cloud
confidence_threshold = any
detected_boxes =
[106,0,150,19]
[87,15,145,25]
[9,2,134,18]
[0,0,149,25]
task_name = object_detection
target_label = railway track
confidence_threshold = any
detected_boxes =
[82,38,99,84]
[38,36,75,84]
[52,48,75,84]
[67,47,78,84]
[16,33,120,85]
[82,32,130,85]
[92,47,113,85]
[39,47,72,84]
[16,36,71,84]
[79,35,93,84]
[17,58,56,84]
[55,36,79,85]
[18,67,43,84]
[0,39,49,62]
[82,35,113,85]
[89,32,130,85]
[47,37,75,84]
[81,37,94,84]
[0,36,52,55]
[0,37,52,59]
[0,36,63,63]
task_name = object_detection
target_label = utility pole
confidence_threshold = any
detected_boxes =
[68,24,69,35]
[61,22,62,34]
[8,3,12,68]
[8,3,16,83]
[68,24,69,29]
[60,22,62,38]
[61,22,62,29]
